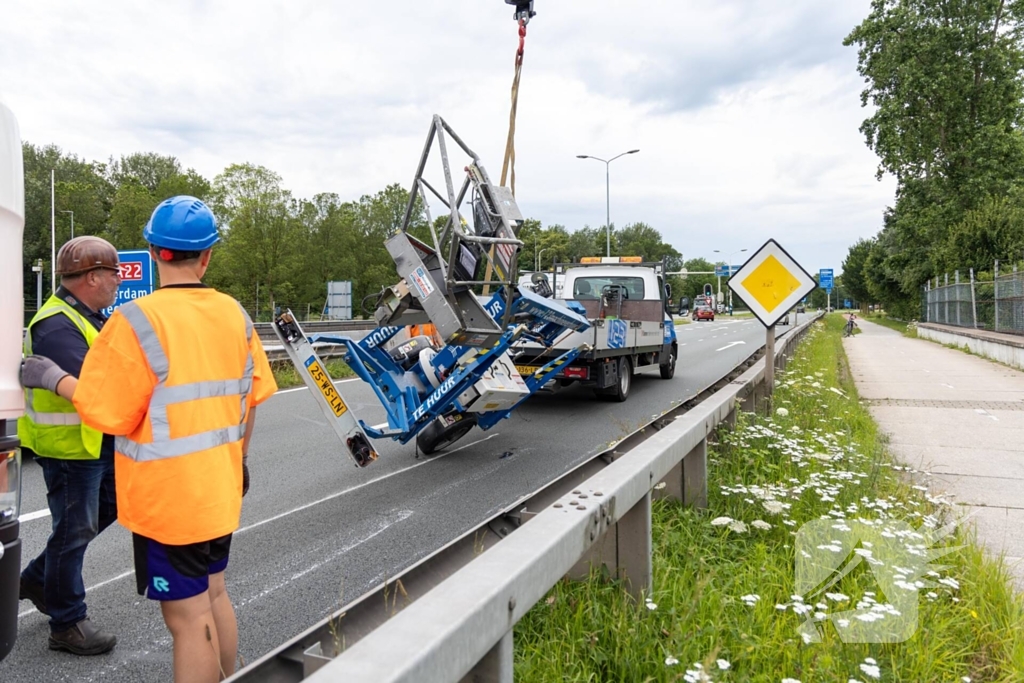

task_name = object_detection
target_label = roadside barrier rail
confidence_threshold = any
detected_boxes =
[227,313,820,683]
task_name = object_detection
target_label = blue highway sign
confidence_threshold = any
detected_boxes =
[103,249,154,316]
[819,268,833,290]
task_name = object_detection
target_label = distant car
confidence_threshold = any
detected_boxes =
[796,305,805,314]
[694,306,715,322]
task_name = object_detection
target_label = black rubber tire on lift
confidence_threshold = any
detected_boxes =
[659,344,676,380]
[417,413,478,455]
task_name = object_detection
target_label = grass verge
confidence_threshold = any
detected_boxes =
[271,357,355,389]
[863,313,918,338]
[514,314,1024,682]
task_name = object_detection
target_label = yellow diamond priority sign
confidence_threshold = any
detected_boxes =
[728,239,817,327]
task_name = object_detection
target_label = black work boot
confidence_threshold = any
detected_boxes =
[19,578,48,616]
[49,618,117,655]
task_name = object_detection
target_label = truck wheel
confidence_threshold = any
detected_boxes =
[417,413,477,455]
[659,344,676,379]
[600,356,632,402]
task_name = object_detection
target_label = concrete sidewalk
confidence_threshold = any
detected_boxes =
[844,319,1024,591]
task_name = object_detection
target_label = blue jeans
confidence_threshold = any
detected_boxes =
[21,450,117,632]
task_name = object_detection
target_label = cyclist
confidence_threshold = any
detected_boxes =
[844,313,858,337]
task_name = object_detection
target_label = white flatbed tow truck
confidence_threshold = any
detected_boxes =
[514,257,678,402]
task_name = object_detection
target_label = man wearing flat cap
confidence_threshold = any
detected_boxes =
[17,235,121,655]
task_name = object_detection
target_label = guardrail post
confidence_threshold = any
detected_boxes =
[618,491,653,600]
[655,437,709,508]
[683,438,708,508]
[460,630,513,683]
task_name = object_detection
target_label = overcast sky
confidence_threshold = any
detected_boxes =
[1,0,896,274]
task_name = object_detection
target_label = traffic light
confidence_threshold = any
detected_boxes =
[704,284,712,298]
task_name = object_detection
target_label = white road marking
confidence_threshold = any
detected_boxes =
[19,508,51,522]
[234,509,415,609]
[941,383,955,389]
[19,432,501,618]
[716,341,747,352]
[274,377,360,396]
[20,376,366,523]
[975,408,999,422]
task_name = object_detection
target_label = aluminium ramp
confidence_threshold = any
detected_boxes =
[272,311,378,467]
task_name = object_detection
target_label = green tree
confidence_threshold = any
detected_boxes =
[940,193,1024,273]
[844,0,1024,312]
[21,143,113,307]
[210,163,297,314]
[566,226,602,263]
[841,238,875,306]
[108,152,182,194]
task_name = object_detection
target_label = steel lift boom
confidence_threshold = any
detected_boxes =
[273,117,590,466]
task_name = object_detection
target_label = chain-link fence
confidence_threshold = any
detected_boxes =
[923,261,1024,334]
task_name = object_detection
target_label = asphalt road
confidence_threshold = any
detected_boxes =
[2,316,784,682]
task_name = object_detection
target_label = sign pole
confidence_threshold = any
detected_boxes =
[765,324,775,401]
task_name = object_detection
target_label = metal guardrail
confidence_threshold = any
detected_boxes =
[254,320,372,342]
[258,321,373,363]
[227,314,821,682]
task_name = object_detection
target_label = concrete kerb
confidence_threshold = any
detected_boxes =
[917,322,1024,371]
[308,315,821,683]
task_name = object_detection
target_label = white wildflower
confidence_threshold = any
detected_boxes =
[645,599,657,611]
[763,500,786,515]
[717,659,731,670]
[776,407,790,417]
[751,520,772,530]
[710,516,733,526]
[859,662,881,679]
[665,656,679,666]
[728,519,748,533]
[741,594,760,606]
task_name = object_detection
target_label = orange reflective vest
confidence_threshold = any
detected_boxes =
[73,287,277,545]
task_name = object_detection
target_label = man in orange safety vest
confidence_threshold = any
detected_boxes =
[22,196,277,681]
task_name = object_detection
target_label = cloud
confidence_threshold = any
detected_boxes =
[0,0,893,272]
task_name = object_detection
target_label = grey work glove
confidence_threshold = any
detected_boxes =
[21,355,70,393]
[242,456,250,497]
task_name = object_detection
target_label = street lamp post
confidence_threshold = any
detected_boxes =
[536,248,549,273]
[576,149,639,257]
[714,248,747,315]
[61,210,74,240]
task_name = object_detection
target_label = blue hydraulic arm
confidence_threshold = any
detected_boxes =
[273,285,590,466]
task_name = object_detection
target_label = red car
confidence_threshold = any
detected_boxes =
[693,306,715,322]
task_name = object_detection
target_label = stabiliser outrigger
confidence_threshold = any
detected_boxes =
[273,116,591,467]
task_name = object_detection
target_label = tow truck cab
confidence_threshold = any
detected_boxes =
[514,257,677,401]
[0,97,24,662]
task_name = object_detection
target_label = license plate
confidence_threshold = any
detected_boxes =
[304,358,348,418]
[516,365,540,377]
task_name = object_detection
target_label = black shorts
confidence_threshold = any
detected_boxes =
[133,533,232,601]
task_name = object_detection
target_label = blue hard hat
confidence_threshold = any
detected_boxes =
[143,196,220,251]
